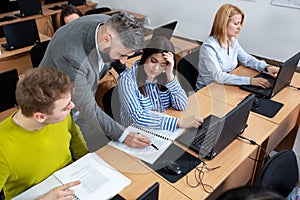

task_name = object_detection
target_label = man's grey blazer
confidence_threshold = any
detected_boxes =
[40,14,124,141]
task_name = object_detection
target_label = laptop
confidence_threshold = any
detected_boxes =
[2,19,40,51]
[0,69,19,113]
[68,0,86,6]
[145,21,178,46]
[239,51,300,99]
[15,0,42,17]
[176,94,255,160]
[136,182,159,200]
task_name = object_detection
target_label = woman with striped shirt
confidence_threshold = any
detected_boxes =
[118,36,203,132]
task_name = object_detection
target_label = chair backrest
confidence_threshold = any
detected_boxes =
[102,85,121,124]
[256,150,299,197]
[176,50,199,95]
[84,7,111,15]
[30,40,50,68]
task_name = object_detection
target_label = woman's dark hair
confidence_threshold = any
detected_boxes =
[60,5,83,26]
[137,36,175,96]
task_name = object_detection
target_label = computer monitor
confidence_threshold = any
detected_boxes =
[16,0,42,17]
[2,19,40,50]
[44,0,65,5]
[68,0,86,6]
[136,182,159,200]
[0,69,19,112]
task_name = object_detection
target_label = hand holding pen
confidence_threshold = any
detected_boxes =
[123,132,159,150]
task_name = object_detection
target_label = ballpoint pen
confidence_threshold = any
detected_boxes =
[151,143,159,150]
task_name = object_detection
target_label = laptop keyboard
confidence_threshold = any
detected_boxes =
[191,120,220,154]
[253,74,275,96]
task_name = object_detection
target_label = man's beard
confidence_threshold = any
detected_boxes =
[101,46,114,65]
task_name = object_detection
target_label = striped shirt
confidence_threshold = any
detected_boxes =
[118,61,188,132]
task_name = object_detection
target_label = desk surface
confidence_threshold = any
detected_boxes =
[96,145,190,199]
[96,91,279,200]
[0,33,51,60]
[198,66,300,125]
[0,1,97,26]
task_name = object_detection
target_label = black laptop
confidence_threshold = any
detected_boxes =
[68,0,86,6]
[15,0,42,17]
[2,19,40,51]
[145,21,178,46]
[176,94,255,160]
[239,51,300,99]
[137,182,159,200]
[0,69,19,112]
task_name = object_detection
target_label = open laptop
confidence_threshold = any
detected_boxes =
[2,19,40,51]
[145,21,178,46]
[176,94,255,160]
[137,182,159,200]
[0,69,19,113]
[15,0,42,17]
[68,0,86,6]
[239,51,300,99]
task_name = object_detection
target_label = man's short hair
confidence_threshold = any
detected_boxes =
[16,68,74,117]
[105,12,144,51]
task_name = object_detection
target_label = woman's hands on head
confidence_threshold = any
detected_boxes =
[163,52,175,82]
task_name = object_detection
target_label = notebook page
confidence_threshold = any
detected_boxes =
[53,153,131,200]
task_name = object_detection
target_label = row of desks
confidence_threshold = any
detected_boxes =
[96,68,300,199]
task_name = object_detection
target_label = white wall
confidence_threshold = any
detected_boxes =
[94,0,300,63]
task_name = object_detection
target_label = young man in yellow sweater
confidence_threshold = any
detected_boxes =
[0,68,88,199]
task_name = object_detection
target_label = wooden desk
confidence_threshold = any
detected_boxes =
[0,33,51,74]
[198,67,300,152]
[162,92,278,199]
[96,145,190,199]
[0,1,97,36]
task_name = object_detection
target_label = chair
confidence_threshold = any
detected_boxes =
[256,150,299,197]
[176,50,199,96]
[30,40,50,68]
[84,7,111,15]
[102,85,121,124]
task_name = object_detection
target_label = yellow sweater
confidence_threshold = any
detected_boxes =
[0,114,88,199]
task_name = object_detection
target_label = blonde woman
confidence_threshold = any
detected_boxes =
[196,4,279,90]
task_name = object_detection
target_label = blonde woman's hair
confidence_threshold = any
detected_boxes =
[210,4,244,44]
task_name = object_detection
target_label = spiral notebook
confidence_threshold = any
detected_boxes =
[12,153,131,200]
[108,125,185,164]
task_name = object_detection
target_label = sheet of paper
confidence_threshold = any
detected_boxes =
[108,122,185,164]
[53,153,131,200]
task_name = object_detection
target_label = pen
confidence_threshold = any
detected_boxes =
[136,132,159,150]
[151,143,159,150]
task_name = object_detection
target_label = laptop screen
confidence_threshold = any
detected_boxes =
[17,0,42,17]
[68,0,86,6]
[151,21,177,40]
[272,51,300,96]
[0,69,19,112]
[3,19,40,50]
[209,94,255,159]
[136,182,159,200]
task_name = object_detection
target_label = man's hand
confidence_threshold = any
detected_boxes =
[39,180,80,200]
[123,132,151,148]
